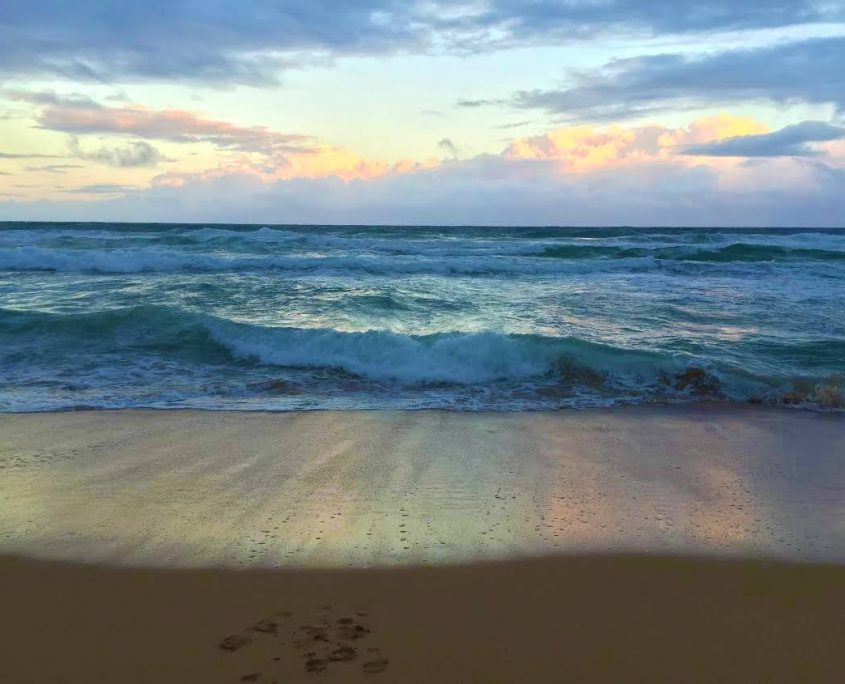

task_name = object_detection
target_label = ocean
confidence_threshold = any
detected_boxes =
[0,223,843,412]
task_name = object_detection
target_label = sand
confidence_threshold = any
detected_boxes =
[1,405,844,565]
[1,405,844,681]
[2,553,845,683]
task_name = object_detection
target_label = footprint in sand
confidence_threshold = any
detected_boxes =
[328,645,356,662]
[305,658,328,673]
[218,606,388,678]
[250,619,278,635]
[362,648,390,674]
[220,634,252,652]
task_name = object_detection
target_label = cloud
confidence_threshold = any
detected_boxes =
[4,153,843,227]
[2,1,839,84]
[683,121,845,157]
[24,164,85,173]
[158,148,436,185]
[476,1,843,38]
[68,137,163,167]
[503,113,769,170]
[29,100,317,157]
[515,37,845,121]
[0,89,100,108]
[498,120,533,129]
[0,1,417,84]
[62,183,138,194]
[0,151,64,159]
[4,112,843,226]
[438,138,459,155]
[8,91,431,180]
[456,99,501,108]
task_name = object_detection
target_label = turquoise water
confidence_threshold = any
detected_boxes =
[0,223,843,411]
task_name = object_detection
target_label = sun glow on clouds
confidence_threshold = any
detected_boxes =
[214,113,775,180]
[11,96,438,183]
[503,114,770,171]
[149,112,778,194]
[155,144,441,188]
[2,90,833,202]
[2,84,843,223]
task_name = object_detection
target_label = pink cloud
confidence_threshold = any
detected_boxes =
[36,102,316,155]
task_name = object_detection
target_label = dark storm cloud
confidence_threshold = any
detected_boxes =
[515,37,845,120]
[683,121,845,157]
[0,1,840,84]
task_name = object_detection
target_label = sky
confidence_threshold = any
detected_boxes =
[1,1,844,226]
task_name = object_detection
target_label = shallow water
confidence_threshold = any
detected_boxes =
[0,223,843,411]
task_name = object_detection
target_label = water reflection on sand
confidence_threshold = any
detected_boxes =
[0,406,843,567]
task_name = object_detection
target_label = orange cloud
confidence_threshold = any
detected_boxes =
[155,145,440,187]
[504,114,771,172]
[660,113,769,146]
[151,113,802,191]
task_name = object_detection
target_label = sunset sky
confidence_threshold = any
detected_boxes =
[1,1,844,225]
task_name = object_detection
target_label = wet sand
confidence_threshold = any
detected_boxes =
[1,405,844,566]
[2,553,845,683]
[1,406,844,681]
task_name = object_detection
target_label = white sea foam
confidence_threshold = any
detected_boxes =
[209,325,559,383]
[200,318,707,389]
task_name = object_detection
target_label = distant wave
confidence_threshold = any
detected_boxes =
[187,226,545,256]
[2,242,843,277]
[536,242,845,262]
[0,245,650,275]
[0,246,236,273]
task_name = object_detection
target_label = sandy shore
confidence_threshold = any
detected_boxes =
[3,553,845,683]
[1,405,844,681]
[1,405,844,565]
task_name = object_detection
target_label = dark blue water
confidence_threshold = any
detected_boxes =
[1,223,843,411]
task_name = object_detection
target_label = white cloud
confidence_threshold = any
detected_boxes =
[2,151,842,227]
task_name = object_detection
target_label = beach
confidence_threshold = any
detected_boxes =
[4,553,845,683]
[3,0,845,677]
[2,405,844,681]
[3,405,845,566]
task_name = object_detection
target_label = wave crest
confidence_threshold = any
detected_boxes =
[2,306,842,411]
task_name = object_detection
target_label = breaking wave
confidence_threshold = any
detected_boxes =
[2,225,843,413]
[2,306,842,410]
